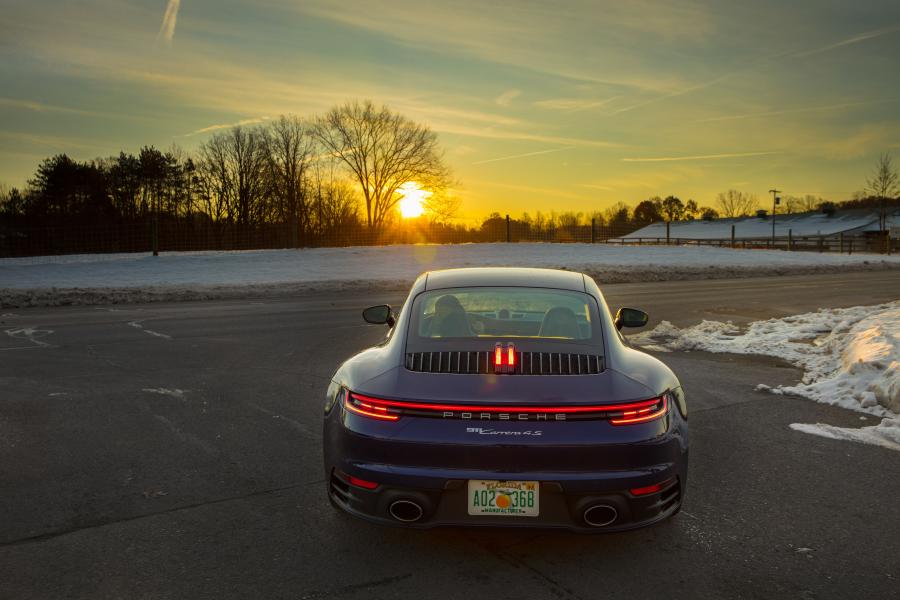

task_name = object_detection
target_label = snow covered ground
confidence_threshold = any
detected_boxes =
[1,243,898,307]
[630,302,900,451]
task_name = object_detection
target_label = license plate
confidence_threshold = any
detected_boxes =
[467,480,539,517]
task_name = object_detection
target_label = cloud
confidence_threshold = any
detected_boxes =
[182,116,271,137]
[609,25,900,116]
[472,146,573,165]
[430,121,620,149]
[612,72,732,115]
[534,97,620,111]
[622,151,779,162]
[157,0,181,46]
[495,89,521,107]
[696,100,897,123]
[793,25,900,58]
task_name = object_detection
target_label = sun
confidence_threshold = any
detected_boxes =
[398,182,431,218]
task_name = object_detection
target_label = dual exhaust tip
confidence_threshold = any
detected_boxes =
[388,499,618,528]
[583,504,618,527]
[389,499,424,522]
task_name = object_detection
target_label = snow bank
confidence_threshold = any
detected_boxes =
[630,302,900,451]
[789,421,900,452]
[2,243,898,307]
[630,302,900,450]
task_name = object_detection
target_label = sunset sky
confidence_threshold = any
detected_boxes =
[2,0,898,223]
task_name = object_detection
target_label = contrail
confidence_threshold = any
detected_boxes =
[473,146,573,165]
[794,25,900,58]
[697,99,897,123]
[622,151,779,162]
[157,0,181,45]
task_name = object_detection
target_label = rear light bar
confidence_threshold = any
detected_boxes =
[343,391,668,424]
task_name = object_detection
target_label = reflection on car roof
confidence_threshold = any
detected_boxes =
[425,267,585,292]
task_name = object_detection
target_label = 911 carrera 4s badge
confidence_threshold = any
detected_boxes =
[466,427,542,436]
[467,480,539,517]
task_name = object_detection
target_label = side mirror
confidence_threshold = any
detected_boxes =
[615,307,649,330]
[362,305,395,327]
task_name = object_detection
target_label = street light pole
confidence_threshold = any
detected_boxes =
[768,188,781,245]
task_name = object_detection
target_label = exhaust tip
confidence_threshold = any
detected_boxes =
[583,504,618,527]
[389,499,424,523]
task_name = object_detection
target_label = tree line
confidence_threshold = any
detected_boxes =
[1,96,897,253]
[0,101,454,248]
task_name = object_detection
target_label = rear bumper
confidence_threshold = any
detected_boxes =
[327,467,686,532]
[323,396,689,532]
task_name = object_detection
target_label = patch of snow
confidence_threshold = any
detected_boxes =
[789,420,900,452]
[141,387,187,399]
[1,244,899,307]
[4,326,55,348]
[631,302,900,450]
[128,320,172,340]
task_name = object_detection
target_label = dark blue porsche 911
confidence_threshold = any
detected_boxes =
[323,267,688,532]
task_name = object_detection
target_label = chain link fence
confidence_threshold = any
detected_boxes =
[0,219,641,258]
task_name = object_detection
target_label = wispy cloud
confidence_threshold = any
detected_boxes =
[697,99,897,123]
[182,116,270,137]
[157,0,181,46]
[433,123,620,149]
[534,97,620,111]
[473,146,573,165]
[793,25,900,58]
[495,89,521,107]
[623,151,779,162]
[612,73,731,115]
[611,25,900,116]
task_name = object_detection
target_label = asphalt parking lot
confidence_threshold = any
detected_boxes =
[1,271,899,599]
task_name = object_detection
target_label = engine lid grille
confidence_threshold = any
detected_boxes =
[404,351,603,375]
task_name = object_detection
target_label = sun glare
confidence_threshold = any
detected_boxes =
[398,182,430,218]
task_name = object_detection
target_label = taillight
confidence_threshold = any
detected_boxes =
[344,393,400,421]
[347,475,379,489]
[336,470,379,489]
[630,477,675,496]
[609,394,668,425]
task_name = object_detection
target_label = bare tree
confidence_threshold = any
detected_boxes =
[314,100,450,229]
[866,153,899,232]
[196,126,270,225]
[196,134,231,222]
[263,115,315,245]
[784,194,824,214]
[422,189,461,224]
[716,189,758,217]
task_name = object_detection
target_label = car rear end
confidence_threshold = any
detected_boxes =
[323,277,688,532]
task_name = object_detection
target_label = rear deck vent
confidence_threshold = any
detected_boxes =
[404,351,604,375]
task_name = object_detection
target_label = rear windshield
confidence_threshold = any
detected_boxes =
[409,287,596,342]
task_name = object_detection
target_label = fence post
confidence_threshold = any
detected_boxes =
[505,214,510,243]
[151,214,159,257]
[839,232,844,254]
[731,225,735,248]
[666,221,670,245]
[591,218,596,244]
[788,229,793,251]
[849,239,853,255]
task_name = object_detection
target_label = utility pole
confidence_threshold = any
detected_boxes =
[768,188,781,245]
